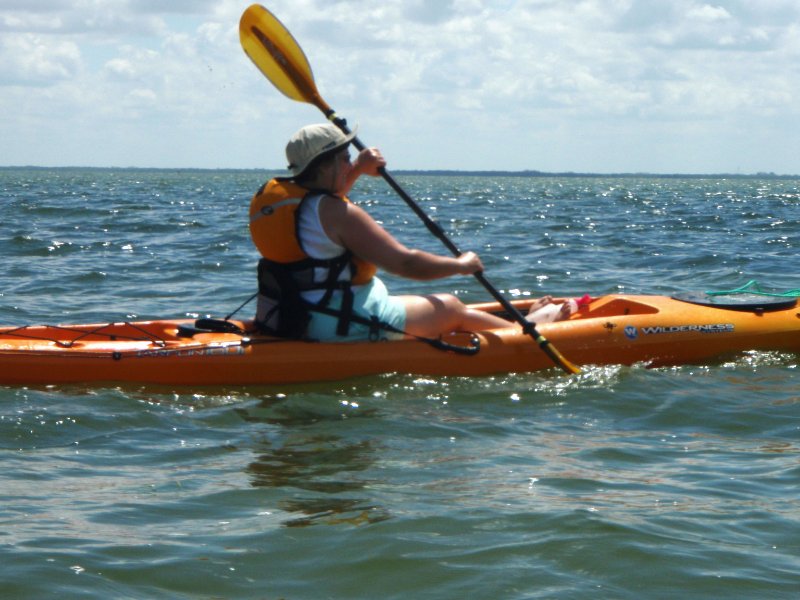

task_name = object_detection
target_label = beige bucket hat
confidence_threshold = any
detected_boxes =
[285,123,358,176]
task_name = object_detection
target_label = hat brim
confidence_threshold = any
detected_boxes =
[290,125,358,177]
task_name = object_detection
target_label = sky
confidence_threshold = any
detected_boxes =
[1,0,799,174]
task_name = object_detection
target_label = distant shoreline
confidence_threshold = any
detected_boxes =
[395,169,800,179]
[1,165,798,179]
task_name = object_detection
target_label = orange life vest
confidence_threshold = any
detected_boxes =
[249,178,377,337]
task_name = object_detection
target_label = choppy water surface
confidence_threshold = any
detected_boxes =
[1,168,799,599]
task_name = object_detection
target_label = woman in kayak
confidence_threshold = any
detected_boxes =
[249,123,569,340]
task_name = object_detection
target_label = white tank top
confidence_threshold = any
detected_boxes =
[297,194,345,259]
[297,194,355,302]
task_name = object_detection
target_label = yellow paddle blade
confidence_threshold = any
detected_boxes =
[239,4,329,111]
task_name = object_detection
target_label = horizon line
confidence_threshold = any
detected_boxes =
[1,165,798,179]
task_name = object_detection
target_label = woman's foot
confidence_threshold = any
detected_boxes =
[525,296,577,324]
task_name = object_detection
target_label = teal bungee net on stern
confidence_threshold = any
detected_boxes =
[706,280,800,298]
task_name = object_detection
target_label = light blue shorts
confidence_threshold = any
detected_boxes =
[306,277,407,342]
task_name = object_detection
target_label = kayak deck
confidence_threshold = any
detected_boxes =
[1,295,798,386]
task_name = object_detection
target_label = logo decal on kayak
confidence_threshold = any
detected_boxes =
[640,324,735,335]
[135,344,245,358]
[624,326,638,340]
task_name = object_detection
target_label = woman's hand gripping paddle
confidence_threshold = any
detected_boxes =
[238,4,581,375]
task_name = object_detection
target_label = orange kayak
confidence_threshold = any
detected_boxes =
[1,294,798,386]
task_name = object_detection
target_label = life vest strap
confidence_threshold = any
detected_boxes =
[257,256,357,339]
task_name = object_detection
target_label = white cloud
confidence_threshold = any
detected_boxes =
[0,33,81,84]
[104,57,136,77]
[687,4,732,22]
[0,0,798,173]
[128,87,157,104]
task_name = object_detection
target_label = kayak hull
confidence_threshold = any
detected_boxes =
[1,295,798,386]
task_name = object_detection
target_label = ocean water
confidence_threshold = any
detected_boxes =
[1,167,799,599]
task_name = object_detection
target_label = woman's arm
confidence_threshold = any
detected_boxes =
[319,197,484,280]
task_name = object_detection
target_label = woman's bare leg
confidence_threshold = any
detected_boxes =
[398,293,510,338]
